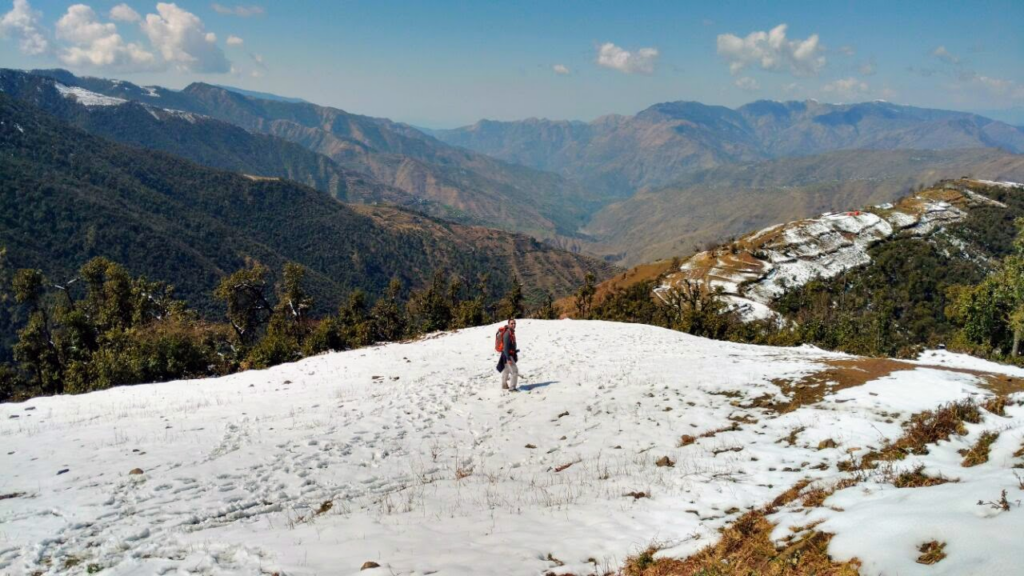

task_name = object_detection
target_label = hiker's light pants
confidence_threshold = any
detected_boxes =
[502,358,519,389]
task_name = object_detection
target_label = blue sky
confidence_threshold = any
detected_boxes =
[2,0,1022,127]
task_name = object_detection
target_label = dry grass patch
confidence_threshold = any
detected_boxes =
[916,541,947,565]
[699,422,740,439]
[960,431,1000,467]
[765,358,917,413]
[678,435,696,447]
[760,358,1024,415]
[801,478,860,508]
[891,465,957,488]
[982,395,1009,417]
[621,476,865,575]
[622,510,861,576]
[858,399,981,469]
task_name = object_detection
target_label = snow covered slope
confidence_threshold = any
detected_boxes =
[2,321,1024,575]
[657,178,1018,321]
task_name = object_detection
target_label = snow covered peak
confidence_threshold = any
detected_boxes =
[1,320,1022,575]
[54,83,126,107]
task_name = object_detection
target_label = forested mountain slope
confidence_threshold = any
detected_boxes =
[0,93,612,322]
[28,69,605,239]
[0,69,457,219]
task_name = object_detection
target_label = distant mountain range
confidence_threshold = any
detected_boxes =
[211,84,310,104]
[585,148,1024,264]
[434,100,1024,198]
[24,69,606,241]
[0,91,611,333]
[5,68,1024,273]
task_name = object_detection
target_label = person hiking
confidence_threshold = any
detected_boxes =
[495,318,519,391]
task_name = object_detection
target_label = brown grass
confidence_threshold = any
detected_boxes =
[555,259,677,317]
[763,358,916,413]
[755,358,1024,415]
[982,395,1009,416]
[782,427,806,447]
[699,422,741,439]
[678,435,696,447]
[916,541,947,565]
[858,399,981,469]
[620,475,867,575]
[801,478,860,508]
[960,431,1000,467]
[622,511,861,576]
[891,465,957,488]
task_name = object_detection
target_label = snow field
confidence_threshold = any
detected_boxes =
[1,320,1022,575]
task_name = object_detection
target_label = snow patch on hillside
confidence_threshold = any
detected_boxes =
[659,181,1007,321]
[54,84,126,107]
[1,321,1022,575]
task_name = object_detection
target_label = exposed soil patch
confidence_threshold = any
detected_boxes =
[760,357,1024,414]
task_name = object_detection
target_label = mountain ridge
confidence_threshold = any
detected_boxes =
[435,99,1024,198]
[0,92,613,326]
[25,69,607,240]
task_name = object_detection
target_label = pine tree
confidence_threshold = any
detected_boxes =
[574,272,597,319]
[11,269,64,394]
[371,278,408,342]
[340,290,374,347]
[532,293,559,320]
[277,262,313,326]
[214,260,272,345]
[411,271,452,333]
[496,275,524,320]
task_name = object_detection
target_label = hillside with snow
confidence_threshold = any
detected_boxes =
[657,178,1021,322]
[2,321,1024,575]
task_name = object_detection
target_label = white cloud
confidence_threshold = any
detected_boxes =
[210,3,264,17]
[932,45,960,65]
[596,42,659,75]
[56,4,157,70]
[859,61,876,76]
[109,3,140,23]
[838,45,855,56]
[57,4,115,44]
[821,77,869,99]
[734,76,759,91]
[226,34,243,46]
[552,63,570,75]
[0,0,49,55]
[975,75,1024,101]
[717,23,826,77]
[142,3,230,73]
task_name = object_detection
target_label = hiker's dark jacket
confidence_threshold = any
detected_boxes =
[502,328,517,362]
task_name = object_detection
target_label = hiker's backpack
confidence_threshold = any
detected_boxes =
[494,326,508,353]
